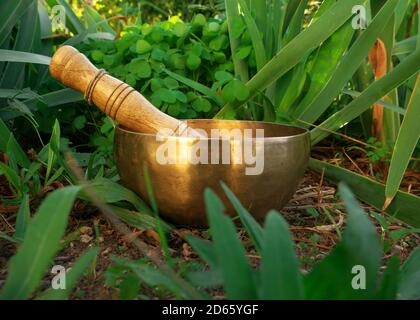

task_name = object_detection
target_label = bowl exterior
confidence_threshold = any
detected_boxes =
[115,121,310,227]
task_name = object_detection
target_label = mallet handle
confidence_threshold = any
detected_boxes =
[49,45,186,135]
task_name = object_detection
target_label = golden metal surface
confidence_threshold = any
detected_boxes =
[115,119,310,227]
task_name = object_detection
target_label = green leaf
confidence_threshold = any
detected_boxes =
[17,89,84,117]
[186,53,201,70]
[394,0,412,32]
[163,69,224,107]
[385,75,420,204]
[0,49,51,65]
[169,53,186,70]
[0,118,30,168]
[192,13,206,27]
[233,79,250,101]
[377,256,400,300]
[261,211,304,299]
[0,0,34,46]
[192,97,211,112]
[209,35,229,51]
[150,78,163,92]
[221,182,263,253]
[45,119,60,184]
[400,247,420,281]
[204,189,257,299]
[0,0,38,89]
[0,232,20,244]
[132,59,152,78]
[155,88,176,104]
[294,21,354,117]
[91,50,104,62]
[297,0,398,123]
[394,36,416,56]
[309,158,420,228]
[281,0,307,47]
[127,262,187,298]
[398,247,420,300]
[14,194,30,240]
[38,247,99,300]
[73,115,87,130]
[187,236,218,270]
[215,71,234,83]
[173,21,188,37]
[174,91,187,103]
[0,89,38,99]
[151,47,166,61]
[235,45,252,60]
[108,205,171,232]
[186,270,223,288]
[136,39,152,54]
[342,89,406,115]
[236,0,266,70]
[163,77,179,90]
[0,161,22,196]
[223,79,250,102]
[398,271,420,300]
[311,48,420,145]
[304,183,382,299]
[216,0,363,118]
[83,178,152,214]
[225,0,249,82]
[0,186,81,300]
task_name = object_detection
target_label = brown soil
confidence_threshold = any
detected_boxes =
[0,148,419,299]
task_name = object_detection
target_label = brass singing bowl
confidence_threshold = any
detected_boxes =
[115,120,310,227]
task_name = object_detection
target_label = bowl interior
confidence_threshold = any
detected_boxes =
[118,119,308,140]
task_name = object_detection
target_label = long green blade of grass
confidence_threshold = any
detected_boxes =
[261,211,304,299]
[398,247,420,299]
[293,19,354,118]
[385,75,420,205]
[0,49,51,65]
[0,89,38,99]
[237,0,266,71]
[0,1,38,89]
[82,178,152,214]
[282,0,306,45]
[163,69,223,107]
[310,48,420,145]
[215,0,366,118]
[14,194,30,240]
[204,189,257,299]
[377,256,400,299]
[0,186,81,300]
[221,182,263,253]
[0,118,30,168]
[0,89,83,121]
[225,0,249,82]
[342,89,406,115]
[309,158,420,227]
[297,0,398,123]
[38,247,99,300]
[395,0,412,32]
[0,0,33,47]
[394,36,416,56]
[385,74,420,205]
[304,183,382,299]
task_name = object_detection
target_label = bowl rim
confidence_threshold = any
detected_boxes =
[116,119,309,142]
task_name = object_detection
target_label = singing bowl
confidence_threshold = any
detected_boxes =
[115,119,310,227]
